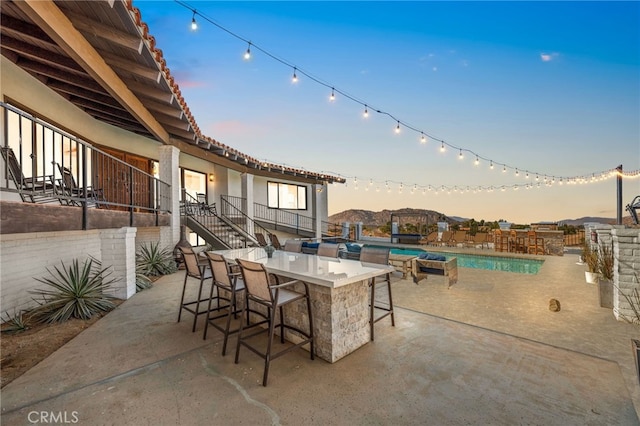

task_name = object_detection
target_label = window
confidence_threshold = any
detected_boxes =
[267,182,307,210]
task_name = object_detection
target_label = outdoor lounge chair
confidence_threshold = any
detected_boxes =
[269,233,282,250]
[438,230,453,246]
[421,231,438,245]
[254,232,269,247]
[1,146,56,203]
[56,163,103,206]
[450,230,469,247]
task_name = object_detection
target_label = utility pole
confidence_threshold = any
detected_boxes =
[617,165,623,225]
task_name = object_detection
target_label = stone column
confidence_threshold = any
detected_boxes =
[312,183,327,240]
[100,227,137,300]
[612,227,640,322]
[159,145,180,246]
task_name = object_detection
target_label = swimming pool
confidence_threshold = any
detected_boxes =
[368,246,544,275]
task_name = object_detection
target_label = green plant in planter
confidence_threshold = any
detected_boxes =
[29,257,118,323]
[136,242,178,277]
[582,240,599,273]
[598,242,614,281]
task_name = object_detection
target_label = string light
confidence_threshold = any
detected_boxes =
[458,149,463,160]
[191,11,197,31]
[329,88,335,102]
[474,155,479,166]
[176,2,640,190]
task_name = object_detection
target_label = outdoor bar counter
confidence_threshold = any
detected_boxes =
[212,247,395,363]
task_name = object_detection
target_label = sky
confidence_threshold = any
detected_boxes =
[134,1,640,224]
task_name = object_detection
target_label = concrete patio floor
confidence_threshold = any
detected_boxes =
[1,251,639,425]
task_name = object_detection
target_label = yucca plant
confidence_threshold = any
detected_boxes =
[136,267,153,292]
[136,242,178,277]
[29,258,118,324]
[1,310,28,334]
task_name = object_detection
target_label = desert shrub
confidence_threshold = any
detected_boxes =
[29,258,118,324]
[136,242,177,277]
[136,268,153,292]
[1,310,28,334]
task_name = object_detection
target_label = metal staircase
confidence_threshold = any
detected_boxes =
[181,192,259,249]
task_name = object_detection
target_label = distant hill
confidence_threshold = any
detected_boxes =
[328,208,460,226]
[558,216,635,227]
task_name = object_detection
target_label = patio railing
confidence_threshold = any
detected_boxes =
[0,102,171,227]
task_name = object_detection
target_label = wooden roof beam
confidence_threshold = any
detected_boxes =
[1,35,86,76]
[62,9,144,53]
[14,0,170,144]
[99,49,161,83]
[14,56,107,94]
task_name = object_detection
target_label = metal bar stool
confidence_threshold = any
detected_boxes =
[178,247,212,332]
[359,246,395,341]
[234,258,314,386]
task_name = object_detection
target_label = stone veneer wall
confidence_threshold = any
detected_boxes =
[590,224,640,322]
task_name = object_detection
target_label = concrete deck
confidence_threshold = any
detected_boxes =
[2,252,640,425]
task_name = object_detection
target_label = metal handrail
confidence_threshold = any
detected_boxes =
[253,201,315,233]
[0,102,171,226]
[220,195,273,244]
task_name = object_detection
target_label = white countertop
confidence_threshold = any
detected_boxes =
[211,247,394,288]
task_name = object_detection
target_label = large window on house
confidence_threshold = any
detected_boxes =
[267,182,307,210]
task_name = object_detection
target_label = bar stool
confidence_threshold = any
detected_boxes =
[494,230,509,252]
[526,231,545,255]
[317,242,340,258]
[234,258,314,386]
[178,247,212,332]
[359,247,394,341]
[203,252,245,356]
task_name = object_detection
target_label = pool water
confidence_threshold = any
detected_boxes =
[370,246,544,275]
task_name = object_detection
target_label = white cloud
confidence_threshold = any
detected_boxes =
[540,52,560,62]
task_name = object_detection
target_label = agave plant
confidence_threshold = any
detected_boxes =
[29,258,118,324]
[135,266,153,292]
[1,310,28,334]
[136,242,178,277]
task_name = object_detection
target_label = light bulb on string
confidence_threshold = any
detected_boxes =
[292,67,298,83]
[440,142,445,152]
[329,88,335,102]
[515,168,520,177]
[420,133,426,144]
[502,166,507,173]
[243,42,251,60]
[191,11,198,31]
[395,121,401,134]
[363,105,369,118]
[474,156,479,166]
[458,149,463,160]
[525,172,529,179]
[490,160,494,170]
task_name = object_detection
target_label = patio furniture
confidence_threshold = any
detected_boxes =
[388,253,416,279]
[465,232,490,249]
[254,232,269,247]
[421,231,439,245]
[214,247,394,362]
[1,146,56,203]
[196,193,216,215]
[411,254,458,288]
[359,247,394,341]
[203,252,245,356]
[301,241,320,254]
[178,247,213,332]
[450,230,469,247]
[494,230,509,252]
[283,239,303,253]
[234,258,314,386]
[317,242,339,258]
[526,231,545,255]
[509,230,525,253]
[56,164,103,206]
[269,233,282,250]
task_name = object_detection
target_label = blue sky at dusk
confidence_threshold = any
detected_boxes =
[135,1,640,223]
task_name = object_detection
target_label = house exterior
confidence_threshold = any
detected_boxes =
[0,0,344,314]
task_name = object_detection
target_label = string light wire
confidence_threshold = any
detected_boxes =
[172,1,639,188]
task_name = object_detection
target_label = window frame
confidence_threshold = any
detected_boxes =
[267,181,307,210]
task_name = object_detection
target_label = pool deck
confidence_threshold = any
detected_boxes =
[1,247,639,424]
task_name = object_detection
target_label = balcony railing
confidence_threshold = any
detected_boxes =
[0,102,171,226]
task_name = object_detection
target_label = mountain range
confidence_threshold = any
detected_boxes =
[327,208,631,227]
